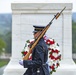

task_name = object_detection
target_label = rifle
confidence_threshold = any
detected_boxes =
[23,6,66,60]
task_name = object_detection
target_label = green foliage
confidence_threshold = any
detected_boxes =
[4,31,12,53]
[0,59,9,67]
[72,21,76,53]
[0,31,11,53]
[0,13,12,54]
[0,38,6,54]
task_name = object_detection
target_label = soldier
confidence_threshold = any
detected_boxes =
[19,25,50,75]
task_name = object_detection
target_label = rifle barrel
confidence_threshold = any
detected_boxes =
[23,6,66,60]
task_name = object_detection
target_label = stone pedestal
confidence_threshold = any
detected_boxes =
[3,3,76,75]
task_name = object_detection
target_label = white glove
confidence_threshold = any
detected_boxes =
[19,60,23,66]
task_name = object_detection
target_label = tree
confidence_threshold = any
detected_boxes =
[5,31,12,53]
[72,20,76,53]
[0,38,6,54]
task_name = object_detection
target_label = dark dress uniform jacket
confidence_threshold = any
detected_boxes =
[23,38,50,75]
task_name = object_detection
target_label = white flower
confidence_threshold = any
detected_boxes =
[52,53,58,57]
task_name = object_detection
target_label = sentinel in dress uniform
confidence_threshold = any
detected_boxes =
[19,25,50,75]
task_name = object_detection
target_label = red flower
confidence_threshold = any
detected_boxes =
[46,39,51,45]
[46,39,55,45]
[48,48,52,50]
[28,41,34,48]
[57,55,61,59]
[55,57,58,60]
[28,56,32,60]
[51,49,54,52]
[51,49,59,54]
[23,51,28,55]
[50,65,55,70]
[21,51,28,56]
[56,63,59,67]
[49,54,55,59]
[55,49,59,54]
[50,40,55,44]
[55,55,61,60]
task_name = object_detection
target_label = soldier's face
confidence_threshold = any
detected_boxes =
[34,31,40,39]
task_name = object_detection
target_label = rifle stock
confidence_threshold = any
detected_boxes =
[23,7,66,60]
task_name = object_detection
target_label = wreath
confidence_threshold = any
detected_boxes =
[21,35,61,74]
